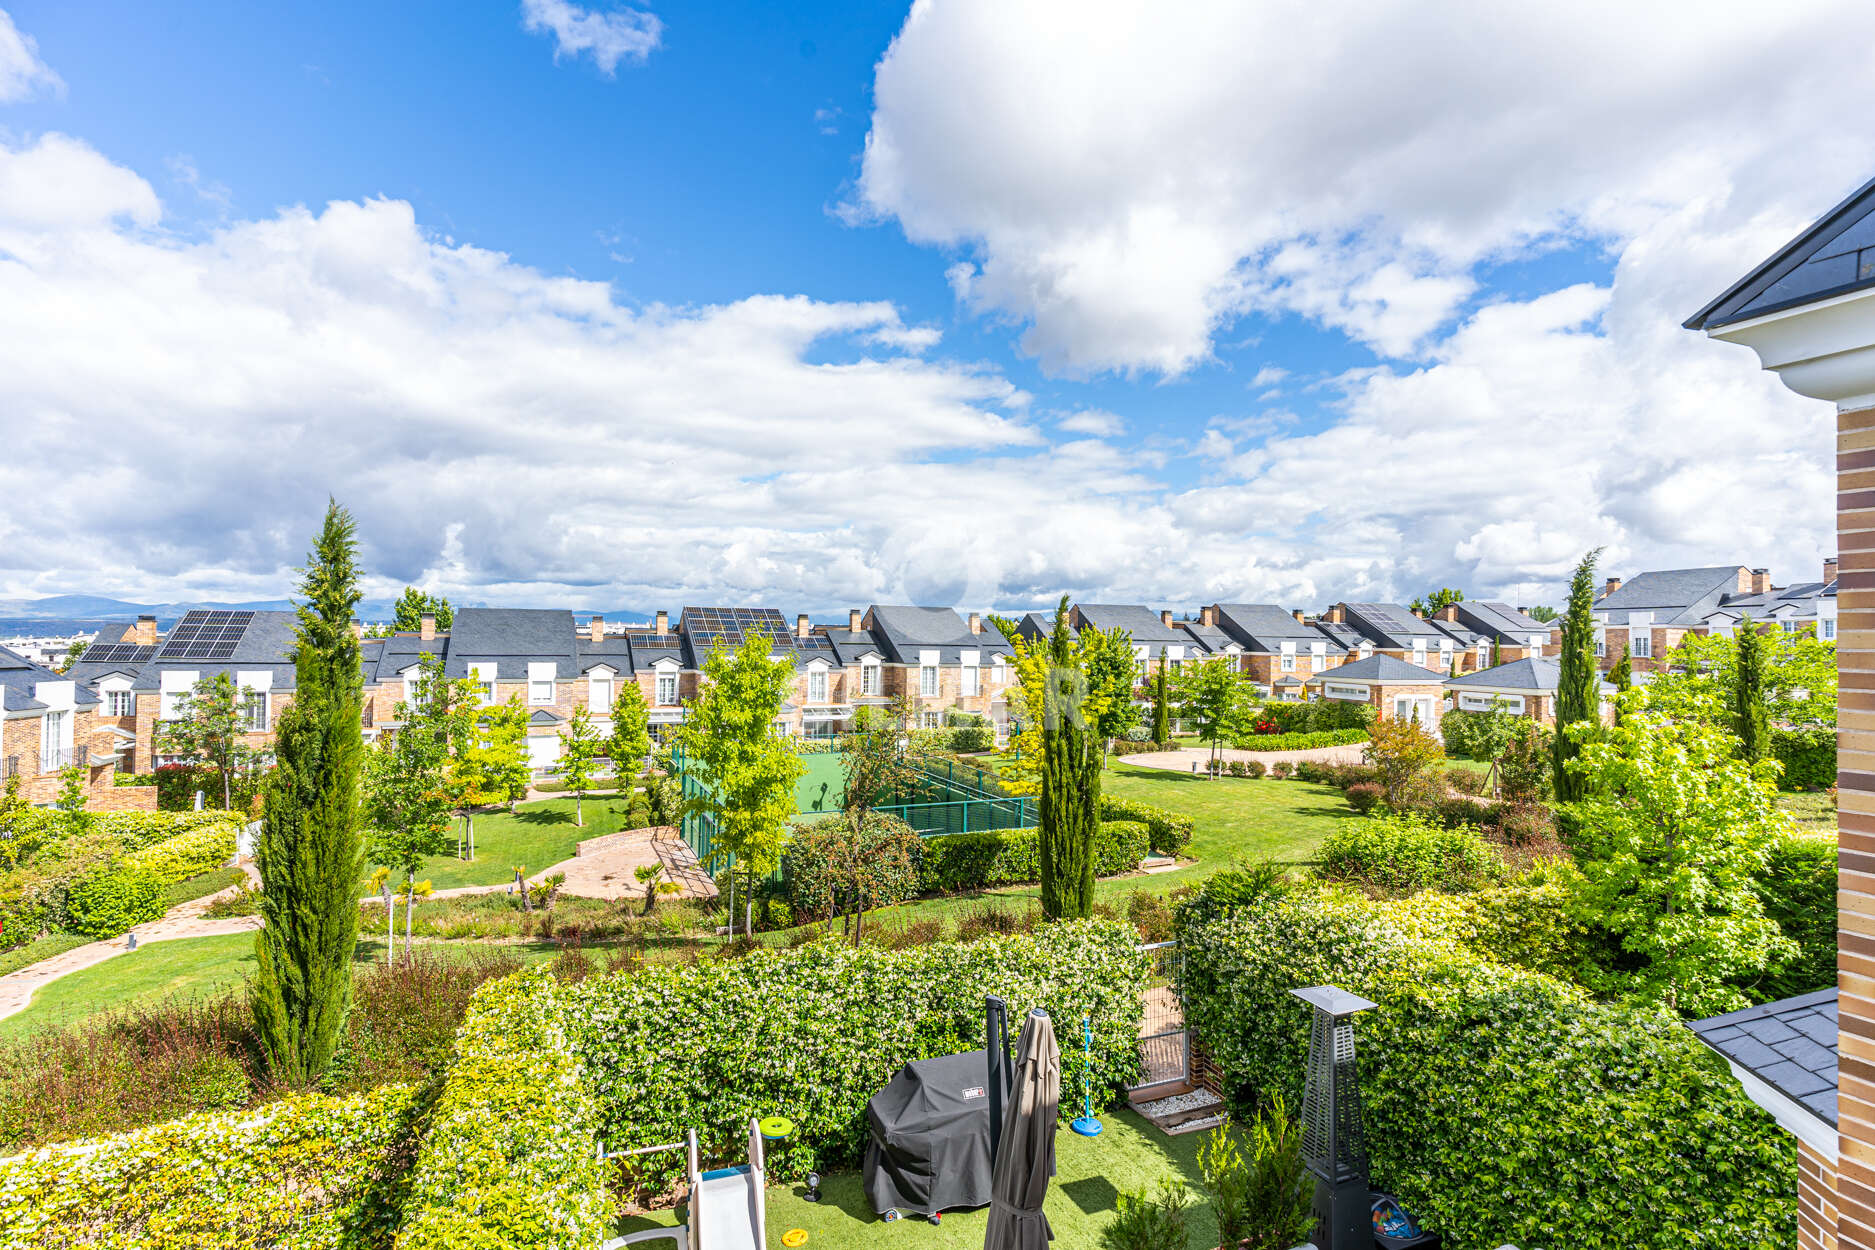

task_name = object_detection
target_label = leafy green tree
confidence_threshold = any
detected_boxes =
[1526,605,1559,623]
[1082,626,1141,765]
[557,704,604,827]
[1648,626,1837,736]
[1037,595,1103,919]
[434,675,515,859]
[1610,643,1632,692]
[673,635,805,931]
[1732,618,1772,764]
[1489,637,1502,669]
[1363,716,1445,808]
[363,663,454,952]
[57,638,87,673]
[1568,705,1795,1015]
[1174,655,1252,776]
[54,765,90,834]
[1552,548,1602,803]
[158,671,257,810]
[840,695,917,825]
[1151,664,1171,746]
[607,681,652,771]
[1409,587,1464,616]
[391,587,453,633]
[252,501,366,1087]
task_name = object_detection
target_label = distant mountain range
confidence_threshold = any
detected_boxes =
[0,594,653,639]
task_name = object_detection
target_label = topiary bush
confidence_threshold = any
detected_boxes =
[563,919,1148,1192]
[63,866,166,938]
[1098,796,1194,857]
[1226,728,1369,752]
[1318,812,1505,894]
[917,822,1147,892]
[1179,889,1794,1250]
[1343,782,1384,815]
[122,821,240,887]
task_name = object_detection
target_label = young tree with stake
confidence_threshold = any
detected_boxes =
[558,704,603,827]
[158,672,257,810]
[363,661,455,953]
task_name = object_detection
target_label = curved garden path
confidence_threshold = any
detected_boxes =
[1119,742,1369,773]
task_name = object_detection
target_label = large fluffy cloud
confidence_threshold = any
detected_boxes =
[859,0,1875,376]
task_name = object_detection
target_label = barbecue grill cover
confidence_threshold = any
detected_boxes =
[863,1048,994,1216]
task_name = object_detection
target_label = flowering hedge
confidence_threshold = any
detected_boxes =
[1097,795,1193,856]
[562,919,1148,1191]
[1179,888,1793,1250]
[0,1085,421,1249]
[394,970,609,1250]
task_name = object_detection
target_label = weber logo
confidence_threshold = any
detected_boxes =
[961,1086,986,1099]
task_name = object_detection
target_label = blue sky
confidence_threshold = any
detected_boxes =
[0,2,1868,614]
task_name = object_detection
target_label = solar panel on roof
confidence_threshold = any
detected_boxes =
[81,643,156,667]
[156,610,255,661]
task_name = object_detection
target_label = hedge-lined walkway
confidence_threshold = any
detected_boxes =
[1121,741,1368,772]
[0,866,261,1023]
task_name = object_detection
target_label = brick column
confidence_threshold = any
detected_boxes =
[1842,402,1875,1250]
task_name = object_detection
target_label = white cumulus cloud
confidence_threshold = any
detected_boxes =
[0,8,59,103]
[521,0,662,75]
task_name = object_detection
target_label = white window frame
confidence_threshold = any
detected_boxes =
[861,662,882,696]
[40,709,68,771]
[1459,691,1525,713]
[1594,637,1606,658]
[106,689,135,717]
[528,661,557,706]
[242,691,268,733]
[1411,640,1427,664]
[1475,642,1489,667]
[1823,618,1838,641]
[1280,652,1295,673]
[808,668,828,703]
[920,711,941,730]
[655,670,679,707]
[1632,631,1652,659]
[961,665,979,696]
[920,665,939,698]
[1323,683,1368,702]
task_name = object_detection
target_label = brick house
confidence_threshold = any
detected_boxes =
[1328,602,1487,675]
[1067,604,1197,685]
[0,644,145,809]
[1702,557,1840,642]
[1441,657,1614,726]
[66,608,299,777]
[1203,603,1350,698]
[1683,170,1875,1250]
[1303,654,1447,727]
[1441,601,1555,663]
[832,605,1016,734]
[1580,567,1757,672]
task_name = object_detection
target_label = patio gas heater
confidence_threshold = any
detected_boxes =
[1292,985,1377,1250]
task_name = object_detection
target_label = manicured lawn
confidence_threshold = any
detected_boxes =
[417,796,643,889]
[0,931,93,979]
[612,1108,1221,1249]
[1778,790,1837,833]
[0,931,564,1042]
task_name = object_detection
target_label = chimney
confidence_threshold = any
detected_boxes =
[132,614,157,647]
[795,613,810,639]
[1160,609,1175,629]
[849,608,863,632]
[968,612,982,635]
[419,613,436,642]
[1292,608,1306,624]
[1201,606,1217,628]
[1516,605,1530,615]
[1752,567,1771,594]
[1602,576,1622,599]
[655,609,669,634]
[589,615,605,644]
[1436,604,1459,622]
[350,618,365,641]
[1327,605,1344,624]
[1826,555,1840,584]
[1411,608,1426,620]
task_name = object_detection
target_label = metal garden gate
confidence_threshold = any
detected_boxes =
[1130,940,1189,1089]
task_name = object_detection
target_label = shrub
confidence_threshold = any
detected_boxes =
[1489,802,1557,848]
[944,712,995,754]
[1445,766,1488,796]
[1428,795,1494,830]
[0,1086,422,1248]
[1250,700,1374,734]
[1124,726,1151,743]
[1772,727,1835,791]
[1197,1101,1313,1250]
[1749,833,1837,1001]
[1343,782,1384,814]
[918,822,1148,893]
[1312,762,1378,792]
[112,773,157,788]
[1179,891,1795,1250]
[782,814,925,921]
[1098,796,1194,857]
[1269,761,1293,779]
[64,866,166,937]
[1243,759,1266,779]
[1126,889,1176,943]
[1226,728,1369,752]
[395,971,609,1250]
[1100,1177,1192,1250]
[122,821,240,887]
[563,920,1148,1191]
[1318,812,1505,894]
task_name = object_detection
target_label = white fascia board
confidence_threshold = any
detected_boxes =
[1709,284,1875,410]
[1728,1062,1837,1163]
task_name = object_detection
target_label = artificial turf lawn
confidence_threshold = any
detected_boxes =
[611,1107,1223,1249]
[0,931,563,1042]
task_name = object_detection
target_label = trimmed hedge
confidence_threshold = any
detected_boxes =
[1318,812,1505,894]
[917,821,1149,893]
[122,822,239,885]
[1250,700,1374,734]
[563,919,1147,1191]
[63,867,165,938]
[1771,726,1834,791]
[1750,833,1837,1002]
[1228,728,1369,752]
[395,971,608,1250]
[0,815,241,948]
[1098,795,1194,857]
[0,1085,422,1249]
[1179,889,1793,1250]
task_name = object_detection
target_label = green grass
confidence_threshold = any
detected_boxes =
[0,931,94,979]
[417,796,643,889]
[161,866,247,909]
[611,1108,1221,1248]
[1778,790,1837,833]
[0,931,565,1043]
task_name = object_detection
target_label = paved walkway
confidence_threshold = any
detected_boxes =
[1120,742,1369,773]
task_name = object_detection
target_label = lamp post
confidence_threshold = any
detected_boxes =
[1292,985,1378,1250]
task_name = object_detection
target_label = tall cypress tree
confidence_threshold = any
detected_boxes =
[1151,663,1171,746]
[1038,595,1100,919]
[1552,548,1603,803]
[1610,643,1633,693]
[1733,616,1771,764]
[253,502,366,1085]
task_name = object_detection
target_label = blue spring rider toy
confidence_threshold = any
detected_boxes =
[1070,1016,1102,1137]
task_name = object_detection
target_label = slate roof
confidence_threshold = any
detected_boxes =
[575,637,635,675]
[1015,612,1069,643]
[1686,175,1875,330]
[1595,568,1747,625]
[864,606,1011,665]
[1453,601,1552,643]
[1304,654,1448,684]
[1688,989,1839,1127]
[1444,657,1616,694]
[1312,621,1370,654]
[1211,604,1337,653]
[1178,622,1238,654]
[362,634,448,685]
[1074,604,1188,658]
[1707,580,1835,621]
[445,609,579,681]
[0,644,98,712]
[1337,603,1449,649]
[67,610,304,694]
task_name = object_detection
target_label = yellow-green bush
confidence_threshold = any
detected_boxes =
[0,1085,421,1249]
[122,821,239,886]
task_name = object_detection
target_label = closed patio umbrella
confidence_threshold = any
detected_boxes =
[983,1007,1060,1250]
